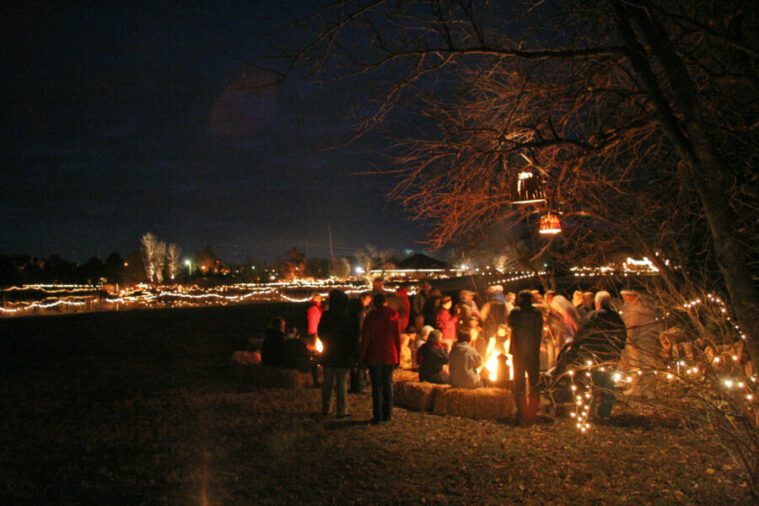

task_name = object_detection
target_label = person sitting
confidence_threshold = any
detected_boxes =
[418,330,449,384]
[436,295,458,350]
[281,332,314,373]
[411,325,435,371]
[261,317,286,367]
[448,332,483,389]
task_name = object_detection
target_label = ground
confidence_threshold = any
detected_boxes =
[0,305,752,504]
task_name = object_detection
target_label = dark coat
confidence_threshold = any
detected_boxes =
[483,301,508,338]
[281,338,312,372]
[360,306,401,365]
[574,308,627,363]
[261,328,286,367]
[418,341,448,383]
[507,306,543,359]
[318,307,359,369]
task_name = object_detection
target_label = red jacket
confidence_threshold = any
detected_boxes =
[396,288,411,331]
[307,302,323,335]
[360,306,401,365]
[437,308,458,344]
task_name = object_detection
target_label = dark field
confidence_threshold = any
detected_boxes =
[0,305,751,504]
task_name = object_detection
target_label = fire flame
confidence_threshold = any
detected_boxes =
[482,337,514,381]
[315,337,324,353]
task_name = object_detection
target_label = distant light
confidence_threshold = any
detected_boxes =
[184,260,191,266]
[354,266,365,275]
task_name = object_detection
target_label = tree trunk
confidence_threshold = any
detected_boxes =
[612,1,759,365]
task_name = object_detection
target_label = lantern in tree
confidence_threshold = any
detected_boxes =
[512,169,546,204]
[539,213,562,235]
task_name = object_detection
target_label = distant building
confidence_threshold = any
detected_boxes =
[369,253,461,280]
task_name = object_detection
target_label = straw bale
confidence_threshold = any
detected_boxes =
[230,350,260,381]
[432,387,516,420]
[393,381,450,411]
[240,364,314,389]
[231,350,261,366]
[393,369,419,383]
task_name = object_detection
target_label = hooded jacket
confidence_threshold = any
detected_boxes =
[360,306,401,365]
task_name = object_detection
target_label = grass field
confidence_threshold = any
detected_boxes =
[0,304,752,504]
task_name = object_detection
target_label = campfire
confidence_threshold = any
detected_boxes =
[482,336,514,382]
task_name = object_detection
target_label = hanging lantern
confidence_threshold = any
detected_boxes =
[512,169,546,205]
[539,213,562,235]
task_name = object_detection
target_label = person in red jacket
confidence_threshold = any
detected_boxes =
[396,286,411,332]
[436,295,458,350]
[306,294,324,339]
[360,292,401,423]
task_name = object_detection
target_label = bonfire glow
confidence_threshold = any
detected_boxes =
[482,337,514,381]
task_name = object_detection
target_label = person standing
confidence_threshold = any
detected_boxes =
[508,290,544,425]
[396,286,411,332]
[306,294,324,341]
[436,295,458,350]
[360,293,401,423]
[619,289,663,398]
[348,292,373,393]
[480,285,509,340]
[412,280,432,327]
[318,290,358,418]
[455,289,479,321]
[573,291,627,419]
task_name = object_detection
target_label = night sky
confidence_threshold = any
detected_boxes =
[1,2,427,263]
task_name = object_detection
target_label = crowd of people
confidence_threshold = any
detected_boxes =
[261,279,664,426]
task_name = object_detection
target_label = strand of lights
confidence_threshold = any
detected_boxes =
[490,271,547,286]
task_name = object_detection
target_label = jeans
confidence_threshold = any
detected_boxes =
[322,367,349,416]
[513,352,540,422]
[368,364,394,422]
[591,369,615,418]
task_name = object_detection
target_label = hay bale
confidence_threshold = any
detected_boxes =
[393,369,419,383]
[231,350,261,366]
[432,387,516,420]
[394,381,450,411]
[230,350,262,381]
[243,365,314,389]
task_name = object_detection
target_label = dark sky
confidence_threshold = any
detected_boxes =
[0,1,428,263]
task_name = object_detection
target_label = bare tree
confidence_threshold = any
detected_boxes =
[166,243,182,281]
[271,1,759,489]
[272,0,758,364]
[140,233,158,284]
[153,240,167,284]
[330,256,352,278]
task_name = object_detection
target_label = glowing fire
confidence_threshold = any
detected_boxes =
[482,337,514,381]
[315,337,324,353]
